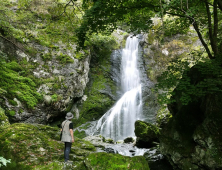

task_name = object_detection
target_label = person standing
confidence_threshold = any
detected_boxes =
[61,112,75,163]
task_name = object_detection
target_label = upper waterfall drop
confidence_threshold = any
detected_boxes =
[95,36,143,141]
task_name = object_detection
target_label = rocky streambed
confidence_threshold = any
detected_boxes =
[83,135,173,170]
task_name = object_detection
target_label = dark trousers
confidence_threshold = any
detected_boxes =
[64,142,72,162]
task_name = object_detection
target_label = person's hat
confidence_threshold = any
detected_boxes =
[65,112,74,120]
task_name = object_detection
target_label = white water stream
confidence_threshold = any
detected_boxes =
[95,36,143,141]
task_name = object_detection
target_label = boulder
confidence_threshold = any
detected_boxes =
[134,120,160,148]
[124,137,135,143]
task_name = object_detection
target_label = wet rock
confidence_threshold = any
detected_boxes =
[143,147,173,170]
[105,138,114,144]
[104,147,116,154]
[124,137,134,143]
[83,135,107,148]
[134,120,160,148]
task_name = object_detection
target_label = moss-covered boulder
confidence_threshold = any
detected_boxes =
[124,137,134,143]
[0,107,10,129]
[0,123,96,169]
[84,152,150,170]
[134,120,160,148]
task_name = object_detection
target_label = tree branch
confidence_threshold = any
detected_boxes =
[191,20,214,59]
[205,2,214,54]
[165,12,186,18]
[51,0,72,20]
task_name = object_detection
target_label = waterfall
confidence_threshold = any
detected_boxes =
[95,36,143,141]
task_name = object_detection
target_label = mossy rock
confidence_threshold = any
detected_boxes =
[84,152,150,170]
[124,137,134,143]
[134,120,160,148]
[0,107,10,129]
[0,123,96,169]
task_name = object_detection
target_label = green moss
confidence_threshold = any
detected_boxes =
[0,123,96,168]
[33,161,65,170]
[52,83,61,90]
[75,51,85,60]
[77,34,119,125]
[8,110,16,116]
[79,123,91,130]
[41,53,52,61]
[0,107,10,129]
[56,53,74,65]
[74,130,86,139]
[78,78,115,125]
[51,94,58,102]
[0,59,42,109]
[156,106,172,127]
[135,120,160,139]
[8,99,17,106]
[84,152,150,170]
[73,138,96,151]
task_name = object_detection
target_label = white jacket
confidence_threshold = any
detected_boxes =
[61,120,72,142]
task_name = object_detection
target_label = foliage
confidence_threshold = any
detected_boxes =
[162,16,190,36]
[78,0,222,60]
[86,33,118,53]
[77,0,156,47]
[156,55,222,105]
[0,156,11,167]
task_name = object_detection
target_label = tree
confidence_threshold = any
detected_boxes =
[77,0,222,61]
[76,0,158,47]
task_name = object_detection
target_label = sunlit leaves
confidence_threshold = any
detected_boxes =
[77,0,157,47]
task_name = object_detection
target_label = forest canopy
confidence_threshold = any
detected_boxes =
[76,0,222,60]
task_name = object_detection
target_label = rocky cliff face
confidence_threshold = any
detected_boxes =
[159,64,222,169]
[0,0,90,124]
[0,37,90,124]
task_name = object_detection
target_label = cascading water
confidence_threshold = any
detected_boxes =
[95,36,143,141]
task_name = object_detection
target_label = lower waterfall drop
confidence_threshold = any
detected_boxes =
[95,35,143,141]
